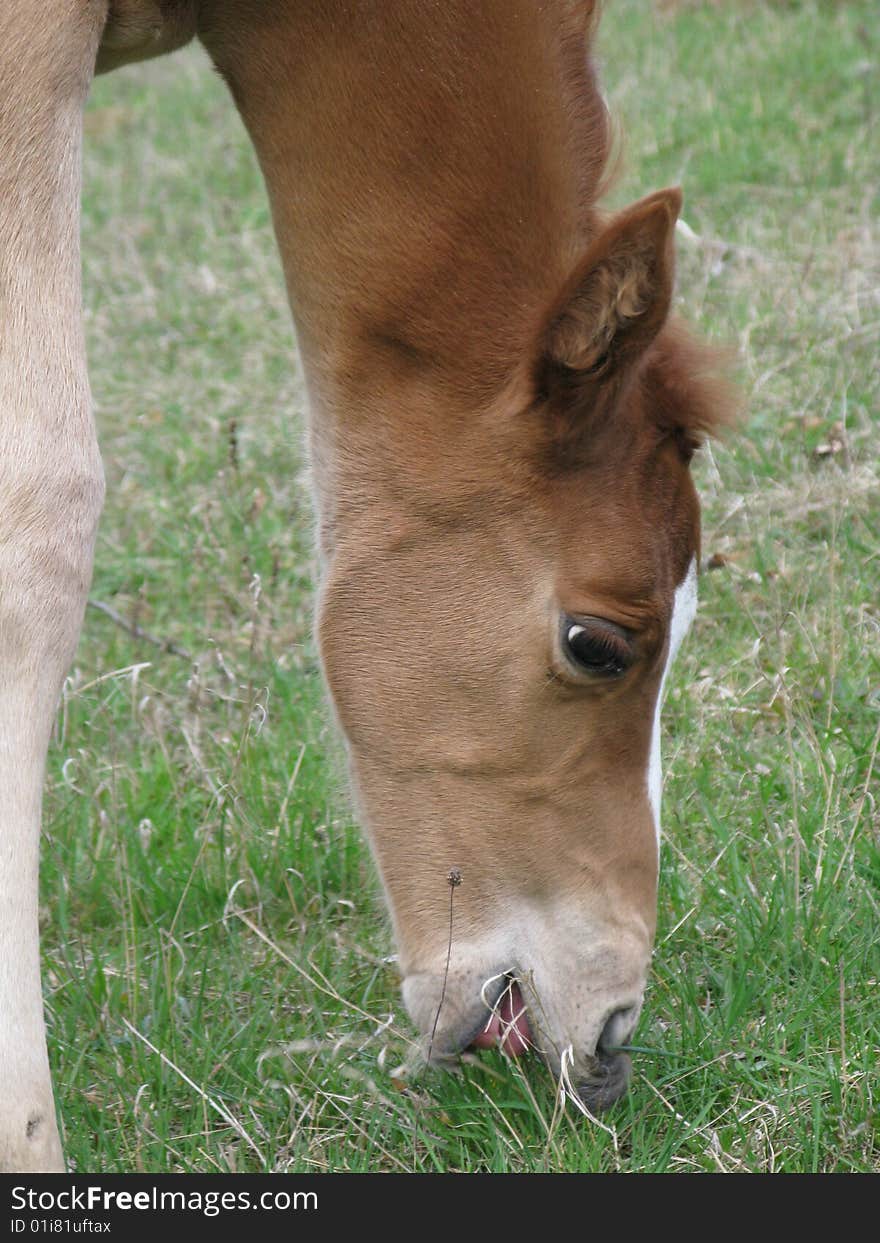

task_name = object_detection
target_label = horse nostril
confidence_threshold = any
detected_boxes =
[578,1050,632,1112]
[598,1006,637,1052]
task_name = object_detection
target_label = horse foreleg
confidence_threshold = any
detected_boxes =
[0,1,106,1172]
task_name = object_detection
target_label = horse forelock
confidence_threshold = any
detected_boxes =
[641,319,741,455]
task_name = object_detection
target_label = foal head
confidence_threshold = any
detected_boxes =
[316,187,731,1108]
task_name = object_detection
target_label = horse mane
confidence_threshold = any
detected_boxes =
[642,319,741,457]
[576,4,738,452]
[552,4,738,458]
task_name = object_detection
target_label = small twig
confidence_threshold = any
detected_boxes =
[88,598,192,661]
[676,216,767,264]
[637,1071,747,1172]
[832,715,880,887]
[233,909,413,1043]
[426,868,461,1064]
[121,1017,265,1166]
[273,742,307,842]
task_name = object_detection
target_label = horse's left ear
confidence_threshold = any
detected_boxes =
[541,187,682,380]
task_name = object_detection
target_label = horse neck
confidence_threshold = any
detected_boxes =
[199,1,608,534]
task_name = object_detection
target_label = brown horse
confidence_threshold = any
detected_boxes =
[0,0,732,1170]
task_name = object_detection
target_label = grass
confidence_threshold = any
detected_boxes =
[42,0,878,1172]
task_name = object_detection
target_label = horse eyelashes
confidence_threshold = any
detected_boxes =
[562,618,631,676]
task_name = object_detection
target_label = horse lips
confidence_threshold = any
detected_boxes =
[470,981,532,1057]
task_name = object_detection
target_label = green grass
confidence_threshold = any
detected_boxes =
[44,0,878,1172]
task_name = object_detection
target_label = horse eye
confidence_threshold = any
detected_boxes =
[561,617,632,677]
[583,349,611,376]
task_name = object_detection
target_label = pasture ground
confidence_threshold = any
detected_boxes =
[45,0,878,1171]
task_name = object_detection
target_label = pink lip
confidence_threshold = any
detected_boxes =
[469,981,532,1057]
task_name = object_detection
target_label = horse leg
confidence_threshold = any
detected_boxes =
[0,0,106,1172]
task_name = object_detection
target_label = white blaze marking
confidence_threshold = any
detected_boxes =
[647,557,698,847]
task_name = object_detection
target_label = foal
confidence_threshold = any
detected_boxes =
[0,0,730,1170]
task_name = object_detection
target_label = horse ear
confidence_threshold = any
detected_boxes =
[542,187,682,380]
